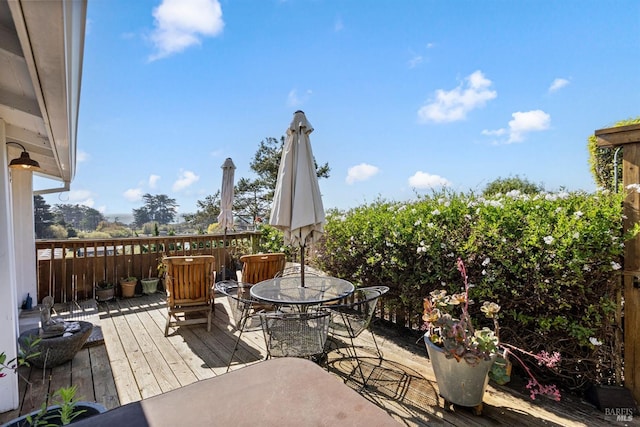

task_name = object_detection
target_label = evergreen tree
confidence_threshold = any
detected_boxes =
[183,192,220,232]
[53,204,105,231]
[237,136,330,225]
[186,136,330,230]
[132,194,178,227]
[33,195,54,238]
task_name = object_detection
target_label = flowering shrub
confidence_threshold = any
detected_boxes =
[423,258,561,401]
[315,189,635,392]
[256,224,293,258]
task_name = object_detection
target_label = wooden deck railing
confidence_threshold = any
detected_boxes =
[35,232,261,303]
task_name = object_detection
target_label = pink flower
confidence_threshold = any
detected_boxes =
[535,350,561,369]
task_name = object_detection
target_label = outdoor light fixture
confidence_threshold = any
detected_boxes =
[6,142,40,170]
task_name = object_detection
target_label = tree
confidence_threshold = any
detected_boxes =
[132,194,178,227]
[588,117,640,191]
[235,136,330,225]
[183,192,221,232]
[186,136,331,231]
[34,195,55,238]
[483,176,544,196]
[250,136,330,201]
[234,177,272,227]
[52,204,104,231]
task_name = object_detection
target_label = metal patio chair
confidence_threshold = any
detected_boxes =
[326,286,389,386]
[215,280,264,371]
[259,310,331,360]
[215,253,285,370]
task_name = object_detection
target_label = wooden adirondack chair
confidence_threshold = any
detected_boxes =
[163,255,215,336]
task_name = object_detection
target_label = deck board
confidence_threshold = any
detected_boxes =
[1,291,636,427]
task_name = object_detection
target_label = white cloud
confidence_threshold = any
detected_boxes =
[417,70,497,123]
[64,189,95,208]
[408,53,423,69]
[77,151,89,162]
[334,16,344,32]
[481,128,506,137]
[549,78,569,93]
[508,110,551,143]
[149,0,224,61]
[346,163,379,184]
[67,189,92,202]
[149,174,161,188]
[408,171,451,189]
[124,188,143,202]
[172,170,199,191]
[287,89,312,107]
[482,110,551,144]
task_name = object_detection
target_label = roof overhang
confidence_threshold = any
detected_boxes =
[595,124,640,148]
[0,0,86,186]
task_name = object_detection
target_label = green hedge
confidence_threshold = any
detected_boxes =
[315,190,633,392]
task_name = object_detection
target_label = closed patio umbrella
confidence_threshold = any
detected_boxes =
[218,157,236,233]
[270,111,325,287]
[218,157,236,279]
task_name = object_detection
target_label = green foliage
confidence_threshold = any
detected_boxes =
[182,135,332,232]
[483,175,544,196]
[48,224,68,239]
[52,204,105,231]
[33,195,55,238]
[26,386,85,426]
[78,231,111,239]
[183,192,221,232]
[133,193,178,227]
[255,224,293,258]
[316,189,631,391]
[588,117,640,191]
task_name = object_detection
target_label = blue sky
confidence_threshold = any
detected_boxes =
[37,0,640,219]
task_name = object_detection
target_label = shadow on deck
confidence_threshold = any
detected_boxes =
[1,292,632,426]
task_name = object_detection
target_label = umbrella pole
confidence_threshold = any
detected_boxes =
[222,227,227,281]
[300,245,305,287]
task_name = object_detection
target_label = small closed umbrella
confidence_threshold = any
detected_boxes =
[218,157,236,279]
[270,111,325,286]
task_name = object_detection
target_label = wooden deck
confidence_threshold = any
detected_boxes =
[1,292,635,426]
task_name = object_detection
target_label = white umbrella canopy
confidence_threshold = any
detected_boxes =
[218,157,236,233]
[270,111,325,286]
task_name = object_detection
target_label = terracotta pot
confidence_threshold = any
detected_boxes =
[120,278,137,298]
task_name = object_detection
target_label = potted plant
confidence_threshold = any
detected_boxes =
[95,280,115,302]
[1,343,106,426]
[157,258,167,280]
[141,266,159,295]
[422,258,561,415]
[119,260,137,298]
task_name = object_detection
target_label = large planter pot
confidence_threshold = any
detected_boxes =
[141,278,159,295]
[424,336,496,415]
[95,286,115,302]
[1,401,106,427]
[18,321,93,368]
[120,278,137,298]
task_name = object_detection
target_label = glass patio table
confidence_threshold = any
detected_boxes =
[250,276,355,309]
